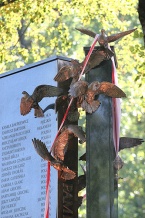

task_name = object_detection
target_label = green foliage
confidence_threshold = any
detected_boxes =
[0,0,145,217]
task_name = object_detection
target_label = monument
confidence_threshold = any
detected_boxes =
[0,55,71,218]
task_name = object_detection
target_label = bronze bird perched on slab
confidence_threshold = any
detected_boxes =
[20,85,64,117]
[76,27,137,58]
[52,124,86,161]
[54,50,106,84]
[69,80,126,113]
[32,138,76,180]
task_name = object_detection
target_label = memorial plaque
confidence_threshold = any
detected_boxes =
[0,56,70,218]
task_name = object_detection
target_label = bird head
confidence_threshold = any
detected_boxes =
[89,81,100,91]
[100,29,108,39]
[101,29,106,34]
[22,91,29,98]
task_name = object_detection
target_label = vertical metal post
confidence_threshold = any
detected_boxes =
[84,47,118,218]
[57,59,78,218]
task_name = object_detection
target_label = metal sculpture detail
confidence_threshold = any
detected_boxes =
[20,85,64,117]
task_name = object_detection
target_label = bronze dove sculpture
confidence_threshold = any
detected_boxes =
[76,27,137,58]
[54,59,81,83]
[138,0,145,46]
[54,50,106,84]
[52,124,86,161]
[69,80,126,113]
[119,137,144,151]
[20,84,64,117]
[32,138,76,180]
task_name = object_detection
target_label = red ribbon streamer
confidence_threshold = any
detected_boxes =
[111,58,121,155]
[45,34,99,218]
[45,162,50,218]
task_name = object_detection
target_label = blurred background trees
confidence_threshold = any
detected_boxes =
[0,0,145,217]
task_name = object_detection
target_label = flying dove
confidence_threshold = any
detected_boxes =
[69,80,126,113]
[54,50,106,83]
[76,27,137,58]
[32,138,76,180]
[20,84,63,117]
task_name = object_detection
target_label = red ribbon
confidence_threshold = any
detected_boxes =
[44,162,50,218]
[111,58,121,155]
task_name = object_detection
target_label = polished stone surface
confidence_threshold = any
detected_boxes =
[0,56,68,218]
[84,49,118,218]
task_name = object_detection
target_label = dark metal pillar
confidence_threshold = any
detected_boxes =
[84,47,118,218]
[57,59,78,218]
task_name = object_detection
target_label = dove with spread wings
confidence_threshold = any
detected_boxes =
[69,80,126,113]
[76,28,136,58]
[54,50,106,84]
[20,84,64,117]
[32,138,76,180]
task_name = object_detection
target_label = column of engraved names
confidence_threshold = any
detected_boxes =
[36,113,52,218]
[1,119,31,218]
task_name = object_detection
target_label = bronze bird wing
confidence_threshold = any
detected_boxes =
[79,153,86,161]
[31,85,64,102]
[20,96,33,115]
[43,103,55,114]
[60,167,76,180]
[32,138,55,162]
[107,28,137,43]
[54,59,81,82]
[75,27,96,38]
[54,65,73,82]
[138,0,145,46]
[81,99,101,113]
[67,124,86,143]
[69,80,88,97]
[94,81,126,98]
[84,50,105,73]
[51,161,76,180]
[52,128,70,161]
[119,137,144,151]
